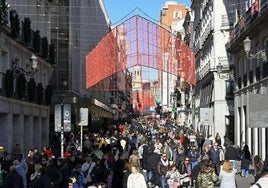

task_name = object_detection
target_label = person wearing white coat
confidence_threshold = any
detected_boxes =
[219,160,237,188]
[127,165,147,188]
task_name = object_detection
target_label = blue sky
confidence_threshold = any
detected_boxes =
[103,0,191,26]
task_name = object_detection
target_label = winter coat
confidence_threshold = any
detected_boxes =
[208,147,221,164]
[147,153,160,171]
[5,169,24,188]
[166,170,181,186]
[225,146,239,160]
[46,165,62,188]
[197,167,218,188]
[219,169,237,188]
[241,149,251,170]
[32,173,51,188]
[127,172,147,188]
[188,149,200,162]
[157,159,169,176]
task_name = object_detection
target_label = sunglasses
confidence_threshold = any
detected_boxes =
[185,159,190,161]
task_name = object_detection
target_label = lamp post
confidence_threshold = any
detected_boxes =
[12,54,38,78]
[243,37,267,61]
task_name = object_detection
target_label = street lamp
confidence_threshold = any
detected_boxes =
[12,54,38,78]
[243,37,267,61]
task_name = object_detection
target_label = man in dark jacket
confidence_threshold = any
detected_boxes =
[146,150,161,186]
[46,159,62,188]
[33,166,51,188]
[196,132,205,153]
[5,165,23,188]
[208,142,221,175]
[112,152,126,188]
[225,142,239,171]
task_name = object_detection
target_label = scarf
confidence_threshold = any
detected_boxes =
[161,158,169,166]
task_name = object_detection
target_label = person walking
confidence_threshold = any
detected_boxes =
[147,148,161,186]
[4,165,24,188]
[127,164,147,188]
[157,153,169,188]
[208,142,221,175]
[224,142,239,171]
[32,166,51,188]
[112,152,126,188]
[13,158,28,188]
[82,156,96,187]
[197,161,218,188]
[178,157,192,188]
[166,164,181,188]
[215,133,222,146]
[253,155,264,183]
[196,132,205,154]
[219,160,237,188]
[250,165,268,188]
[240,144,251,177]
[188,145,200,170]
[129,149,141,169]
[46,159,62,188]
[122,162,132,188]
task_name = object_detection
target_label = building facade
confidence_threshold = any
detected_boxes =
[228,0,268,159]
[50,0,114,127]
[0,0,54,153]
[160,1,189,124]
[0,0,116,153]
[187,0,235,140]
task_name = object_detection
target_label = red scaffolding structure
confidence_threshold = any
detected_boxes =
[85,15,195,112]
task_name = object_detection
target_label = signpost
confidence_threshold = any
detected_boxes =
[79,108,88,152]
[55,103,71,158]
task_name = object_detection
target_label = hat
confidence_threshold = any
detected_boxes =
[13,160,20,166]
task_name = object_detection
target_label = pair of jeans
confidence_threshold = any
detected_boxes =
[147,170,153,182]
[241,169,249,177]
[191,161,198,170]
[229,160,236,170]
[160,176,168,188]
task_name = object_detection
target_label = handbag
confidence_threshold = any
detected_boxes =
[167,178,174,185]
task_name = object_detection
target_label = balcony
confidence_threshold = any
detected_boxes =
[229,1,268,52]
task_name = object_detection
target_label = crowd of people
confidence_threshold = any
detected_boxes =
[1,116,268,188]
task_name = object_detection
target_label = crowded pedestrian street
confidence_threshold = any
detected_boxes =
[1,116,267,188]
[1,0,268,187]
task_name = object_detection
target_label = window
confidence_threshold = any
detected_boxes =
[238,77,242,88]
[173,10,182,20]
[249,71,253,84]
[161,10,166,16]
[256,67,260,81]
[243,74,247,87]
[263,63,268,78]
[226,81,235,100]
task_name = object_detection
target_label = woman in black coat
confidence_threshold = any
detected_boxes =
[91,158,109,184]
[122,162,132,188]
[241,144,251,177]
